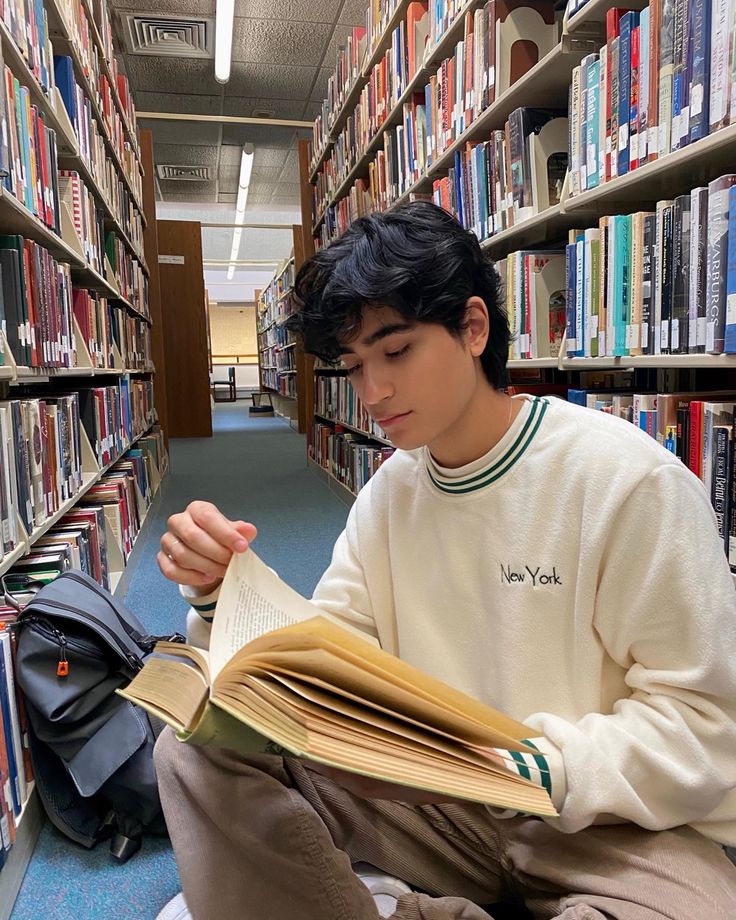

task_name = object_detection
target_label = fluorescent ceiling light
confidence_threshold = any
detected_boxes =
[227,145,255,280]
[215,0,235,83]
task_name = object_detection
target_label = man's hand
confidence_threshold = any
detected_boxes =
[158,500,257,593]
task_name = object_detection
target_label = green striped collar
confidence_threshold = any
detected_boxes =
[425,397,550,496]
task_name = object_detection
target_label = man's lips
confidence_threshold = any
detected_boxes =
[374,411,411,427]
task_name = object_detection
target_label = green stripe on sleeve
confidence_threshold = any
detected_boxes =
[508,750,531,781]
[191,600,218,613]
[523,740,553,798]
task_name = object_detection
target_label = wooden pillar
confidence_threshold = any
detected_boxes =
[157,219,213,438]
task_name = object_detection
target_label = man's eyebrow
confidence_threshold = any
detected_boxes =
[340,322,415,354]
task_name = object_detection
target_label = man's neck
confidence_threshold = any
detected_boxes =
[428,384,516,469]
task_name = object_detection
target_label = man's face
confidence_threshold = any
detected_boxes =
[338,305,480,452]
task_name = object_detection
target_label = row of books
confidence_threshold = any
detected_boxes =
[1,61,62,234]
[499,250,566,360]
[314,374,389,442]
[275,344,296,375]
[0,427,165,860]
[312,2,559,228]
[2,0,53,94]
[569,2,736,197]
[0,234,75,369]
[56,0,143,201]
[311,26,367,168]
[106,232,148,315]
[54,56,144,248]
[73,289,152,369]
[0,380,155,545]
[62,0,139,149]
[565,173,736,357]
[568,389,735,569]
[311,421,395,495]
[314,103,567,250]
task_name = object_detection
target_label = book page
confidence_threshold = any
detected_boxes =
[209,550,329,679]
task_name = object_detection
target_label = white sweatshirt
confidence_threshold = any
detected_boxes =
[185,394,736,844]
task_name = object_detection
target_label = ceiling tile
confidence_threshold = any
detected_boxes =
[232,18,331,66]
[134,91,223,116]
[301,98,324,120]
[237,0,341,22]
[218,193,238,203]
[228,61,316,99]
[114,0,216,11]
[220,123,295,147]
[254,146,291,168]
[280,147,299,175]
[309,67,332,102]
[125,56,221,97]
[221,96,306,119]
[222,124,294,150]
[339,0,368,25]
[154,144,220,167]
[147,119,222,146]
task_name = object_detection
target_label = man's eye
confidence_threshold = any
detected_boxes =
[386,345,410,359]
[345,364,361,376]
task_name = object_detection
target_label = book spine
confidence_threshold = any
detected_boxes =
[587,58,600,189]
[639,9,650,164]
[629,23,640,170]
[671,0,686,151]
[690,186,709,352]
[610,36,620,178]
[660,201,674,353]
[725,184,736,353]
[618,15,633,177]
[642,212,655,353]
[570,66,581,196]
[709,0,732,132]
[648,0,661,162]
[659,0,675,157]
[712,425,731,547]
[688,0,711,142]
[706,175,736,353]
[566,240,577,355]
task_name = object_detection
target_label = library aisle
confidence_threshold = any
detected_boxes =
[9,406,350,920]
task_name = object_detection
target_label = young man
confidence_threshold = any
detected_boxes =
[154,202,736,920]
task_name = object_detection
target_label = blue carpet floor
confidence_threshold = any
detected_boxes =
[10,405,350,919]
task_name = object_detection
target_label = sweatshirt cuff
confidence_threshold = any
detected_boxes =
[488,737,567,818]
[179,583,221,621]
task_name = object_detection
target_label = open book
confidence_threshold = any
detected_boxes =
[119,551,556,816]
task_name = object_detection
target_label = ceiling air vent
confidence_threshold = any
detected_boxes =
[157,165,212,181]
[123,15,215,58]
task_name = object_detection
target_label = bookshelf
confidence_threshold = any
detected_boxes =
[298,0,736,582]
[0,0,167,910]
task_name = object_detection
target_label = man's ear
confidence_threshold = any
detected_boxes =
[464,296,490,357]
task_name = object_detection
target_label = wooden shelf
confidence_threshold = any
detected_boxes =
[564,123,736,215]
[559,353,736,370]
[314,411,392,446]
[507,358,560,369]
[307,454,357,504]
[565,0,649,35]
[0,188,84,266]
[479,203,584,259]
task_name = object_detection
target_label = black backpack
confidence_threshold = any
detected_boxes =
[10,570,184,862]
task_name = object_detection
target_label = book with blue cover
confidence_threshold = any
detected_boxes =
[724,184,736,353]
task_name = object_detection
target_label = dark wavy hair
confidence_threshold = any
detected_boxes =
[286,201,510,389]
